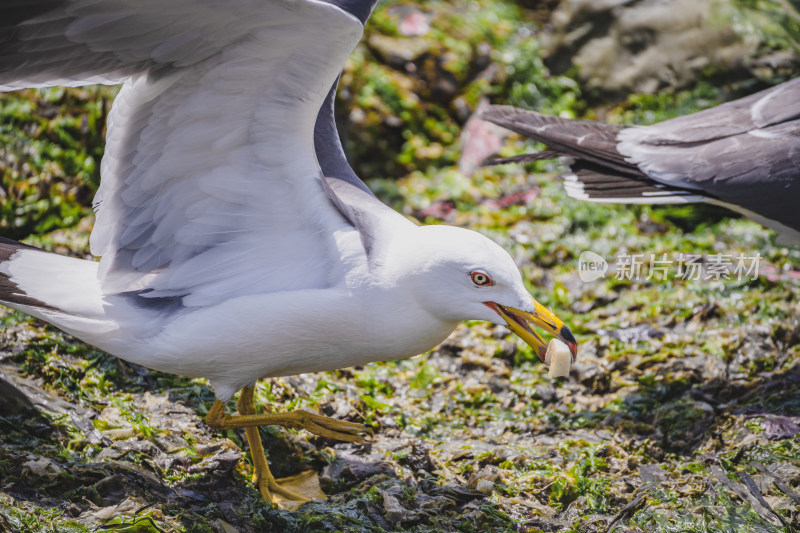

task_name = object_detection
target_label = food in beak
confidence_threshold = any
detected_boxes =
[484,299,578,369]
[545,338,572,378]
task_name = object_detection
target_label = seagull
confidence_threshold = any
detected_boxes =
[0,0,577,503]
[479,78,800,245]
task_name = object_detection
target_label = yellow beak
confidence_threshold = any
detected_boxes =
[484,299,577,363]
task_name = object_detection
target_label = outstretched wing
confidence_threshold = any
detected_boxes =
[480,80,800,241]
[0,0,366,307]
[618,78,800,235]
[479,105,707,204]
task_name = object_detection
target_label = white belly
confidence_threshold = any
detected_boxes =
[104,287,458,401]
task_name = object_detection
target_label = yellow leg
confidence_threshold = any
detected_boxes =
[206,389,366,442]
[234,386,307,502]
[205,385,367,502]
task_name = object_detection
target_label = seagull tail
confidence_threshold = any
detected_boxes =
[478,105,711,205]
[0,237,116,338]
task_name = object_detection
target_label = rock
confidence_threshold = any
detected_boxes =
[88,497,141,522]
[22,457,62,480]
[475,478,494,494]
[397,443,435,473]
[760,416,800,440]
[543,0,755,96]
[381,489,407,523]
[368,34,434,68]
[94,474,127,506]
[211,520,240,533]
[320,452,396,490]
[608,324,664,344]
[535,383,558,404]
[654,399,715,451]
[428,483,484,503]
[458,99,509,177]
[0,375,34,415]
[638,464,667,483]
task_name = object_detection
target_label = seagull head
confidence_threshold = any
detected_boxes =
[388,225,577,363]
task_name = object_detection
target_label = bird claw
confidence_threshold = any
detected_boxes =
[293,409,370,442]
[258,477,308,503]
[209,386,369,505]
[256,470,328,509]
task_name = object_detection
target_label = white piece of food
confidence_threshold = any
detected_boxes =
[546,338,572,378]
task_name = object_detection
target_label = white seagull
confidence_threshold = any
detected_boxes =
[0,0,577,503]
[480,78,800,245]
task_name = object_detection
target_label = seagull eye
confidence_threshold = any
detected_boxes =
[470,271,494,287]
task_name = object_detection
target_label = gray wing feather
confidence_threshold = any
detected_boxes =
[479,105,633,174]
[1,1,150,88]
[481,78,800,239]
[625,78,800,144]
[315,79,376,198]
[619,79,800,233]
[0,0,294,90]
[2,0,372,305]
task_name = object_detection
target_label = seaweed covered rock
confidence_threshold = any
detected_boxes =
[542,0,798,97]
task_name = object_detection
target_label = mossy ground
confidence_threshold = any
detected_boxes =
[1,2,798,532]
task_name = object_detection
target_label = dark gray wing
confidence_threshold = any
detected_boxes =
[313,0,377,195]
[618,79,800,238]
[314,0,415,258]
[321,0,376,25]
[479,105,633,175]
[480,79,800,242]
[622,77,800,144]
[317,82,414,258]
[479,105,706,204]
